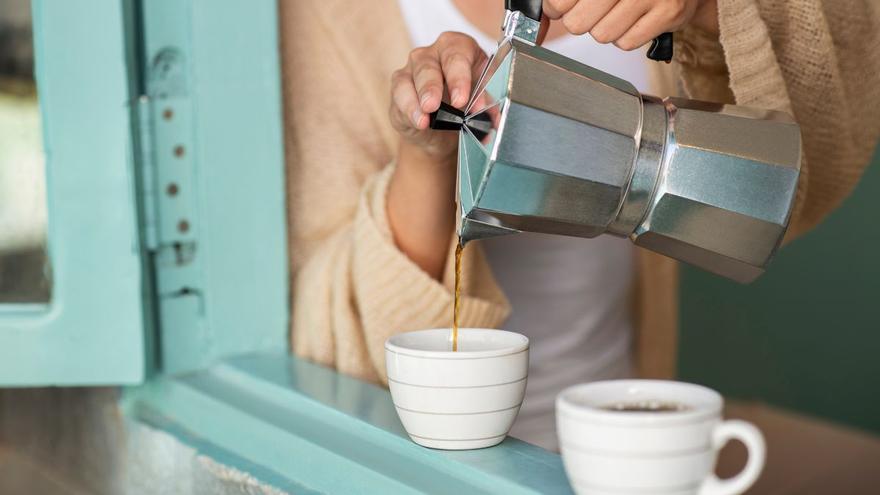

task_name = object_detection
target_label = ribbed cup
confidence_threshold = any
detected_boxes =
[385,328,529,450]
[556,380,726,494]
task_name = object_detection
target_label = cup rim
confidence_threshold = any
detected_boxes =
[385,328,529,360]
[556,380,723,426]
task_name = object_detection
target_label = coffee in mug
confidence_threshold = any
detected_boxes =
[601,400,691,413]
[385,328,529,450]
[557,380,765,495]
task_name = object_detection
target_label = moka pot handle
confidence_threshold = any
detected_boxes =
[505,0,674,62]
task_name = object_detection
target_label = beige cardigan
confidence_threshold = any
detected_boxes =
[280,0,880,383]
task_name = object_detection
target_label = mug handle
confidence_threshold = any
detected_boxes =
[699,420,766,495]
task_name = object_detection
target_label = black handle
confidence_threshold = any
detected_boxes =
[429,102,464,132]
[429,102,490,141]
[505,0,673,62]
[505,0,542,21]
[647,32,674,63]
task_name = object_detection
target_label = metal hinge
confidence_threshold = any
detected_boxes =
[135,48,198,259]
[133,45,208,373]
[136,95,159,250]
[135,93,199,263]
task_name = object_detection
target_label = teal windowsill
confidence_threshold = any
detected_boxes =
[122,354,572,494]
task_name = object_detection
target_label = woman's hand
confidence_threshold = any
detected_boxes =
[387,32,487,279]
[542,0,718,50]
[389,32,488,160]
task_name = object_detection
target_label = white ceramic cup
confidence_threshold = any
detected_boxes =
[385,328,529,450]
[557,380,765,495]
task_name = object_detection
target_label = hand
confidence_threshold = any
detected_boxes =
[389,32,488,161]
[542,0,718,51]
[386,32,487,279]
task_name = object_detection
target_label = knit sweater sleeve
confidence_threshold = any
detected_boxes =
[280,1,508,384]
[675,0,880,239]
[291,166,509,384]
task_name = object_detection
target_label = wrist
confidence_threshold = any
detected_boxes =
[397,140,457,177]
[387,141,457,279]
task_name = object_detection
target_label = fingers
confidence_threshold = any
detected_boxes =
[408,32,484,115]
[592,0,649,44]
[542,0,577,19]
[408,47,444,117]
[560,0,618,35]
[436,32,484,108]
[390,68,427,131]
[439,51,475,108]
[615,13,663,50]
[548,0,695,51]
[616,1,693,50]
[390,32,486,135]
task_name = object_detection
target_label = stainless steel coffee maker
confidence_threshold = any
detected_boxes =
[431,0,801,284]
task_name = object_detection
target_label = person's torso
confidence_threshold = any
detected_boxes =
[397,0,647,450]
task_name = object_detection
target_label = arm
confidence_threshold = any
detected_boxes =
[280,3,508,383]
[386,32,488,279]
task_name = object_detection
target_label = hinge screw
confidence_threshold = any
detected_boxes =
[162,108,174,121]
[167,183,179,196]
[177,220,190,233]
[174,145,185,158]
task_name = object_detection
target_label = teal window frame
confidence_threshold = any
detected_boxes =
[0,0,570,490]
[123,354,571,494]
[126,0,570,491]
[116,0,879,490]
[132,0,290,372]
[140,0,576,492]
[0,0,148,385]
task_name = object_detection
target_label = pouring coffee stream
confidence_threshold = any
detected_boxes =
[452,242,463,352]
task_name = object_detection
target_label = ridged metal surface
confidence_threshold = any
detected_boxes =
[457,36,801,283]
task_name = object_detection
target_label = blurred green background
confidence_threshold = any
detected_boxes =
[679,145,880,434]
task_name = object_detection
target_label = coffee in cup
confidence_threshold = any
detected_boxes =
[557,380,765,495]
[385,328,529,450]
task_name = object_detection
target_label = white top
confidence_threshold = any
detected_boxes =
[396,0,642,451]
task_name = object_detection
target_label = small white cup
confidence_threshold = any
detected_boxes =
[557,380,765,495]
[385,328,529,450]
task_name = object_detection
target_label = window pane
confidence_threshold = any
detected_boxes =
[0,0,50,303]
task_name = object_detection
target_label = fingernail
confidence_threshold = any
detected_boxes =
[451,89,462,105]
[411,110,422,126]
[419,93,431,107]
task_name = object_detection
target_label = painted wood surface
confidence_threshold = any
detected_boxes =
[139,0,289,374]
[124,354,574,494]
[0,0,146,385]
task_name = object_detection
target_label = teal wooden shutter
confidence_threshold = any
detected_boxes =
[0,0,289,385]
[137,0,289,374]
[0,0,148,385]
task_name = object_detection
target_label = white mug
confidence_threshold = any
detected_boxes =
[557,380,765,495]
[385,328,529,450]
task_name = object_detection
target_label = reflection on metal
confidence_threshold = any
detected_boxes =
[456,36,801,283]
[632,98,801,283]
[502,9,540,44]
[458,37,642,242]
